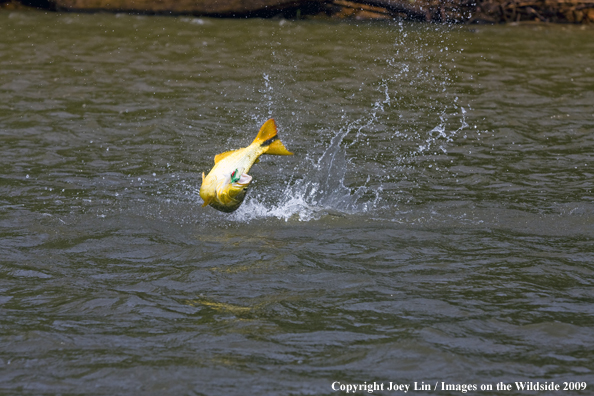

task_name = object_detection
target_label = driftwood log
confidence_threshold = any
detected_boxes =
[2,0,594,23]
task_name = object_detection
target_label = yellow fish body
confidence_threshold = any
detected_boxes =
[199,119,293,212]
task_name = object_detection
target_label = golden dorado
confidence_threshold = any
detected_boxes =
[199,119,293,212]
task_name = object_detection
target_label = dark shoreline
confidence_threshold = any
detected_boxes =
[2,0,594,24]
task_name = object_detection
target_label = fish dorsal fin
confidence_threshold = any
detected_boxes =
[214,150,238,164]
[252,119,277,146]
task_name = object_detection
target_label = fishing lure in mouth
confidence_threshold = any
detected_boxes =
[199,119,293,213]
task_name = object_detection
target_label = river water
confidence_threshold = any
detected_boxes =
[1,11,593,395]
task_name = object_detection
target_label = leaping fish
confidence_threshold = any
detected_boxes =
[199,119,293,213]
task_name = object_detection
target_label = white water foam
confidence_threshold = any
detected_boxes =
[231,122,380,222]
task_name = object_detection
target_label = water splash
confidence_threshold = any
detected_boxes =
[211,24,470,222]
[261,73,274,117]
[232,121,380,222]
[418,105,469,155]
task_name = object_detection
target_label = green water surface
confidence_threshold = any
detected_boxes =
[1,11,593,395]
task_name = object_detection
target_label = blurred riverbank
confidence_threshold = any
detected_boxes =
[2,0,594,23]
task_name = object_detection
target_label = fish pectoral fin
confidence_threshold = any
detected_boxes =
[214,149,239,164]
[202,196,213,207]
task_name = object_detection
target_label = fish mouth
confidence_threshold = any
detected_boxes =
[235,173,252,187]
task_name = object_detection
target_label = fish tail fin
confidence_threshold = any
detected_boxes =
[252,119,278,145]
[252,118,293,156]
[266,139,293,155]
